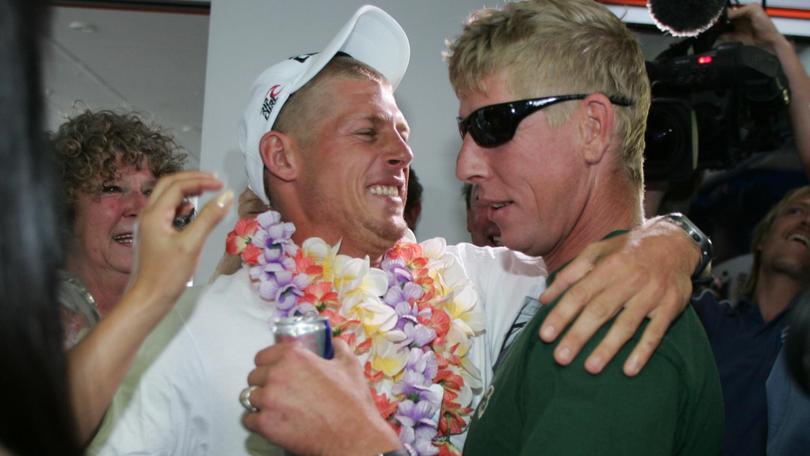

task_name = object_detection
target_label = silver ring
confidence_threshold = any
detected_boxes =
[239,385,259,413]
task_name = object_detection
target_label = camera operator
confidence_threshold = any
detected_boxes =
[648,4,810,270]
[724,4,810,179]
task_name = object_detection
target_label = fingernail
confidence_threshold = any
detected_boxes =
[586,355,603,374]
[625,356,640,376]
[557,346,571,364]
[216,190,234,208]
[541,324,557,341]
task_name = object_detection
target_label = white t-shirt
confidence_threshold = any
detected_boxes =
[88,243,546,455]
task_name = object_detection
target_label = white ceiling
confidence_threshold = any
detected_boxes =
[43,5,210,167]
[40,1,809,172]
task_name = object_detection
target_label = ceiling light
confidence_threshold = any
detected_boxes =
[68,21,97,33]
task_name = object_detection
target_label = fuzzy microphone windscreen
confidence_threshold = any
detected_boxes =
[647,0,726,37]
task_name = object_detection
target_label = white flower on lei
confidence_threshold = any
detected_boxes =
[332,254,397,333]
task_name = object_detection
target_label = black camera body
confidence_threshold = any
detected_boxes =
[644,42,790,182]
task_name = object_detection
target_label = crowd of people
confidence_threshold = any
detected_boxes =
[1,0,808,455]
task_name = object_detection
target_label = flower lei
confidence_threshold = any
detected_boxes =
[226,210,485,455]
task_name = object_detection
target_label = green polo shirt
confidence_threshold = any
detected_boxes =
[464,260,724,455]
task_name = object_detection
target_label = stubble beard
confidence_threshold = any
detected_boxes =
[304,187,406,257]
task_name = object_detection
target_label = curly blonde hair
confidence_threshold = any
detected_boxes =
[51,110,187,215]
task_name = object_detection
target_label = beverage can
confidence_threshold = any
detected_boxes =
[271,315,334,359]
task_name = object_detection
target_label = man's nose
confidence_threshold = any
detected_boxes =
[383,132,413,169]
[456,135,489,183]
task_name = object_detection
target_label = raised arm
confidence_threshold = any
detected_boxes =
[538,214,705,376]
[726,4,810,177]
[67,171,232,443]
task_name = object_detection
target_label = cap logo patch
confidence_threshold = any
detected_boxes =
[261,84,283,121]
[290,52,316,63]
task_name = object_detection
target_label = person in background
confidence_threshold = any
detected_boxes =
[66,170,232,444]
[693,185,810,455]
[724,4,810,179]
[403,167,423,231]
[681,4,810,266]
[786,287,810,393]
[52,109,188,347]
[463,183,502,247]
[767,289,810,456]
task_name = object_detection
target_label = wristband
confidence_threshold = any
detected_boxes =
[663,212,713,280]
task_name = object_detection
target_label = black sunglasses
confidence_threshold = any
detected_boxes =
[457,94,634,148]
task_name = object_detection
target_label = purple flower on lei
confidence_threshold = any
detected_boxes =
[381,259,437,348]
[381,257,413,286]
[384,282,423,326]
[393,349,441,455]
[393,349,439,398]
[248,210,310,317]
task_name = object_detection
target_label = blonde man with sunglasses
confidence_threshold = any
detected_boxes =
[448,2,722,454]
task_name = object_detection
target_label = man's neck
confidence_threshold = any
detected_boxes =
[754,270,804,322]
[543,181,642,273]
[65,259,128,317]
[290,227,390,264]
[274,195,391,263]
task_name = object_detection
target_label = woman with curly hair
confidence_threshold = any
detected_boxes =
[50,111,233,444]
[52,109,188,347]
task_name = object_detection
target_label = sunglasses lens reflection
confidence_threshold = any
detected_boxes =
[469,108,512,147]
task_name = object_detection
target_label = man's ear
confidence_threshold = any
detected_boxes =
[259,131,298,182]
[580,94,615,165]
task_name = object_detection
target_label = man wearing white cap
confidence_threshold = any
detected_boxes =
[89,5,707,456]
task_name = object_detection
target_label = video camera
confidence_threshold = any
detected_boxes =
[643,14,791,182]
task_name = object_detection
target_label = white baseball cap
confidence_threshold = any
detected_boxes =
[239,5,410,204]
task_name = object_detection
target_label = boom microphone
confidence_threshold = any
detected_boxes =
[648,0,726,37]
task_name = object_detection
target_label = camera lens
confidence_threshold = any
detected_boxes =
[647,107,683,161]
[643,98,697,182]
[173,206,196,230]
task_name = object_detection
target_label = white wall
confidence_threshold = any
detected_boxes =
[196,0,494,282]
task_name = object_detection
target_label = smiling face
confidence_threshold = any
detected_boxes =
[455,72,589,259]
[758,193,810,280]
[290,76,412,258]
[69,159,156,279]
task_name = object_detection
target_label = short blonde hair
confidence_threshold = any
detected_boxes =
[445,0,651,184]
[274,55,386,144]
